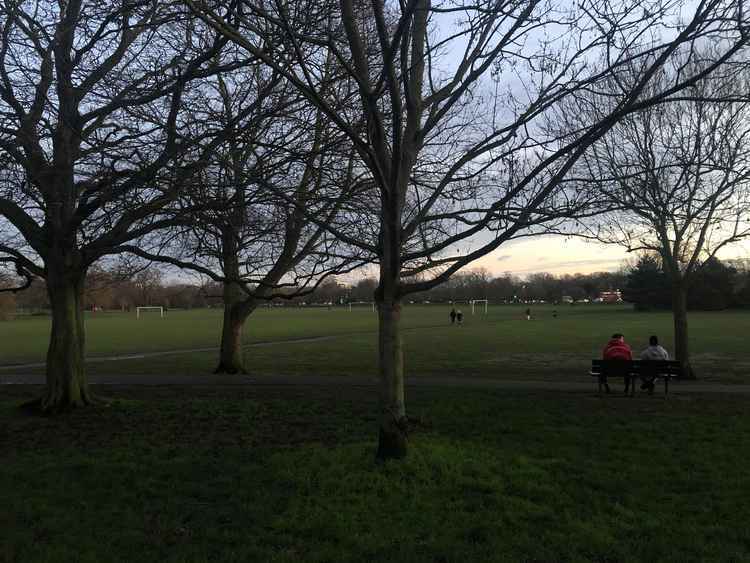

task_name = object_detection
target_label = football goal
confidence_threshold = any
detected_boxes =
[136,306,164,319]
[469,299,488,315]
[347,302,377,312]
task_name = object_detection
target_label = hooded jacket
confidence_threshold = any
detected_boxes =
[602,338,632,361]
[640,345,669,361]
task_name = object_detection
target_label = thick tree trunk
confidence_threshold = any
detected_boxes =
[30,266,93,412]
[215,309,245,374]
[214,287,254,374]
[375,295,408,460]
[672,281,695,379]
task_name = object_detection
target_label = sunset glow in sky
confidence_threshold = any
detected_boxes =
[468,236,750,278]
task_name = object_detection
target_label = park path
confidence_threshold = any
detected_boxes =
[0,334,340,371]
[0,322,455,372]
[3,371,750,394]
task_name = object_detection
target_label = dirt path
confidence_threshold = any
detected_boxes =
[0,323,458,372]
[3,371,750,394]
[0,334,340,371]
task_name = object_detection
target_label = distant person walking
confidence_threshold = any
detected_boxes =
[640,335,669,393]
[601,333,632,394]
[525,307,531,321]
[456,310,464,325]
[450,308,457,325]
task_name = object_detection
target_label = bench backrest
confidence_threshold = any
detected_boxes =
[591,359,682,377]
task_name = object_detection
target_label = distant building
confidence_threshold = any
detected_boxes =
[597,290,622,303]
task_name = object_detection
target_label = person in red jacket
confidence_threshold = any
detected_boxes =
[603,333,632,360]
[600,333,632,393]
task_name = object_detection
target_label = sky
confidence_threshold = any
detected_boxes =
[467,235,750,278]
[334,232,750,286]
[420,1,749,280]
[471,236,631,276]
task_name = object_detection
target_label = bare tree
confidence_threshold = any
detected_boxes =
[123,58,366,374]
[187,0,748,458]
[0,1,248,411]
[562,55,750,377]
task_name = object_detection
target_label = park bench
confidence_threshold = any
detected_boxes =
[590,360,682,396]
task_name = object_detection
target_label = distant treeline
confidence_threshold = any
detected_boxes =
[1,268,221,317]
[345,270,628,305]
[624,256,750,311]
[2,255,748,318]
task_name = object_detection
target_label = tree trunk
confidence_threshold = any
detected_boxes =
[30,266,93,412]
[672,281,695,379]
[375,295,407,460]
[214,302,255,374]
[214,290,254,374]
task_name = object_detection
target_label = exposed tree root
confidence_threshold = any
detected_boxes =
[213,362,248,375]
[19,390,101,415]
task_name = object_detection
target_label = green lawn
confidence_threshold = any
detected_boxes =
[2,305,749,381]
[2,385,749,562]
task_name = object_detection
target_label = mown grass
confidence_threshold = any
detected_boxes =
[2,305,750,382]
[2,385,750,562]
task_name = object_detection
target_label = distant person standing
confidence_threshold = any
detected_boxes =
[456,309,464,325]
[525,307,531,321]
[450,308,457,325]
[640,335,669,393]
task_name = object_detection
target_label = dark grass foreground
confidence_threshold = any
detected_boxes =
[2,385,749,562]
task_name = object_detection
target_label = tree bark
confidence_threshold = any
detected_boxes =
[30,264,93,412]
[214,284,254,374]
[375,293,407,460]
[671,281,695,379]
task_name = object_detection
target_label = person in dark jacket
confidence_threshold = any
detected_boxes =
[450,308,457,325]
[601,333,632,393]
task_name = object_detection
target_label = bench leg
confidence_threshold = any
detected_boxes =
[625,375,634,396]
[597,375,610,395]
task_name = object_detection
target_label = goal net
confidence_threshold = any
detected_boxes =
[136,306,164,319]
[469,299,488,315]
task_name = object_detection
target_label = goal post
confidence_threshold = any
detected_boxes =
[136,306,164,319]
[345,302,377,312]
[469,299,488,315]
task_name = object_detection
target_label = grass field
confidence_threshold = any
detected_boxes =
[3,306,750,561]
[2,385,750,562]
[1,304,749,381]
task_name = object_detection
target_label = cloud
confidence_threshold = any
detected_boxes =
[496,255,512,262]
[508,257,625,273]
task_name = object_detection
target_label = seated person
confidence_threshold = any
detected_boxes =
[601,333,632,393]
[603,333,632,360]
[639,335,669,392]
